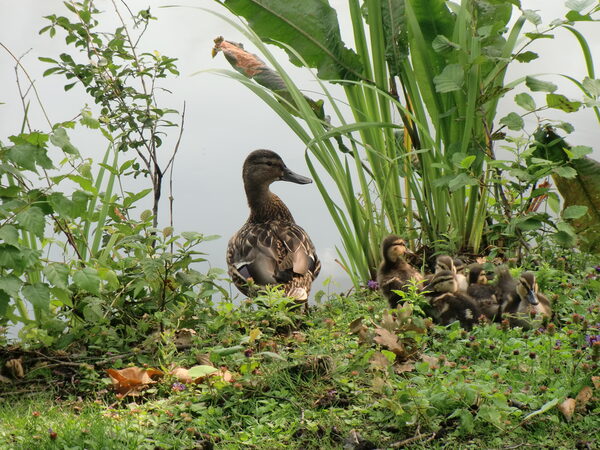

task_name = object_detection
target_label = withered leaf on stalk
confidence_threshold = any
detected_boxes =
[380,311,397,332]
[212,37,324,119]
[106,367,163,396]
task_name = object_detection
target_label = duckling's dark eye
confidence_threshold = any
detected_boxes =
[265,161,274,166]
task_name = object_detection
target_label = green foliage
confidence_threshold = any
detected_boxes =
[212,0,600,283]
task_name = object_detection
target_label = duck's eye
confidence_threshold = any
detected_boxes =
[265,161,274,166]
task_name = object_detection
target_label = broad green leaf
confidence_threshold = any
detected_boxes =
[563,205,588,219]
[526,76,557,93]
[0,225,19,246]
[552,230,577,247]
[47,192,75,218]
[6,144,39,172]
[16,206,45,237]
[553,166,577,178]
[0,275,23,298]
[582,77,600,97]
[50,287,72,307]
[73,267,101,294]
[221,0,363,81]
[569,145,593,159]
[188,365,218,378]
[22,282,50,311]
[50,127,79,155]
[379,0,408,76]
[515,93,536,111]
[525,32,554,41]
[516,218,542,231]
[499,112,524,131]
[432,35,459,54]
[43,263,70,290]
[522,10,541,25]
[460,155,476,169]
[433,64,464,93]
[448,173,478,192]
[546,94,582,112]
[565,0,595,13]
[566,10,593,21]
[514,51,538,63]
[0,291,9,317]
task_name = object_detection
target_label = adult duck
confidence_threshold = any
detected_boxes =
[226,150,320,303]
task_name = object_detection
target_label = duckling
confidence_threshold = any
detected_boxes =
[500,271,552,328]
[226,150,320,303]
[466,264,501,321]
[427,255,468,293]
[376,235,423,308]
[453,258,469,293]
[425,270,481,330]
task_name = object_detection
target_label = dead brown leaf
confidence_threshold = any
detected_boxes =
[394,361,416,374]
[421,354,440,370]
[171,367,193,384]
[380,311,397,332]
[106,367,163,396]
[369,352,391,370]
[0,374,11,383]
[349,317,364,334]
[575,386,593,412]
[5,358,24,379]
[373,327,406,357]
[592,376,600,390]
[558,398,576,422]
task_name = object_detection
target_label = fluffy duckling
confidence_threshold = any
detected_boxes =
[376,235,423,308]
[429,255,468,293]
[453,258,469,293]
[425,270,481,330]
[226,150,320,303]
[467,264,501,321]
[500,271,552,328]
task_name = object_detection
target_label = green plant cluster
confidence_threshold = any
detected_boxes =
[212,0,600,284]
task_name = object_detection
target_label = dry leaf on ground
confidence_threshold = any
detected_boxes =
[374,327,406,357]
[421,354,440,370]
[395,361,416,374]
[575,386,593,411]
[558,398,576,422]
[592,376,600,390]
[369,352,391,370]
[106,367,163,396]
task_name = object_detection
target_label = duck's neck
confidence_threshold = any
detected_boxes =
[382,257,410,272]
[245,183,295,223]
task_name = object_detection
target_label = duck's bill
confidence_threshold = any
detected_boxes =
[526,290,539,305]
[281,167,312,184]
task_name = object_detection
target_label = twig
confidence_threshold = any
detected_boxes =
[390,432,436,448]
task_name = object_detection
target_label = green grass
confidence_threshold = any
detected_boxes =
[1,263,599,449]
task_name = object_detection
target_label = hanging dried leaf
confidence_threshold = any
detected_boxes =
[558,398,576,422]
[575,386,593,412]
[106,367,163,396]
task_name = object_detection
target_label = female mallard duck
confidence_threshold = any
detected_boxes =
[425,270,481,330]
[376,235,423,308]
[226,150,320,303]
[500,271,552,328]
[467,264,501,321]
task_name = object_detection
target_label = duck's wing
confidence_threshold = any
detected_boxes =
[227,222,320,288]
[227,224,279,287]
[274,223,320,280]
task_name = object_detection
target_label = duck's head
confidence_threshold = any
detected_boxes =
[243,149,312,188]
[435,255,456,274]
[468,264,488,285]
[381,235,412,263]
[454,258,465,274]
[516,272,539,305]
[428,270,457,294]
